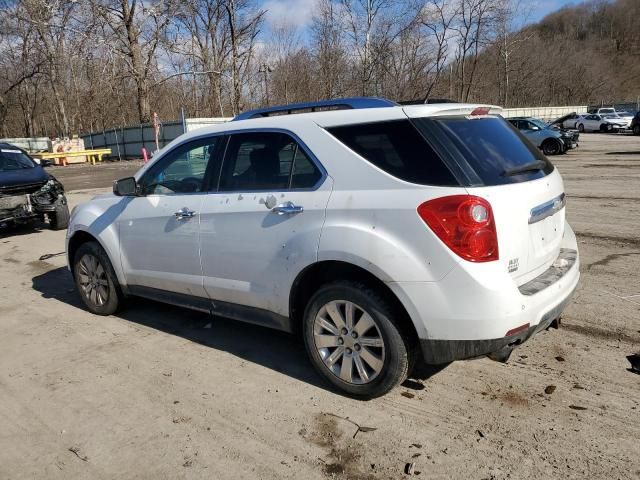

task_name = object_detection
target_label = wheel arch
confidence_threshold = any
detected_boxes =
[289,260,420,343]
[67,229,124,286]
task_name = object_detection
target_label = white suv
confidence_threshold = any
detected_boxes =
[66,98,580,398]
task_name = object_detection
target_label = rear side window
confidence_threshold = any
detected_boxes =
[413,116,554,186]
[218,131,323,191]
[327,120,459,186]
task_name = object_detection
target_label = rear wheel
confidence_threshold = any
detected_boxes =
[542,138,562,156]
[302,281,415,399]
[73,241,122,315]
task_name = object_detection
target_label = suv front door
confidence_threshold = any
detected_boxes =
[199,131,332,324]
[118,136,223,299]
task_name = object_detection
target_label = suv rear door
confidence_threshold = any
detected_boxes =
[199,130,332,323]
[403,109,566,284]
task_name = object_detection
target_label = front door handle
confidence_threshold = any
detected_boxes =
[272,201,304,215]
[174,207,196,220]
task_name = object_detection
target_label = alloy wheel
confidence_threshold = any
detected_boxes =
[313,300,385,384]
[77,253,110,307]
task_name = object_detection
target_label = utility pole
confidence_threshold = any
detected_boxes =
[259,63,273,106]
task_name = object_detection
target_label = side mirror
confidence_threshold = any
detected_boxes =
[113,177,138,196]
[40,159,53,167]
[530,125,540,131]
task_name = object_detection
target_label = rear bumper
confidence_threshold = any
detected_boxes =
[388,223,580,364]
[420,281,576,364]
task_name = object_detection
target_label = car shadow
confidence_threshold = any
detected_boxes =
[32,266,443,395]
[0,220,47,239]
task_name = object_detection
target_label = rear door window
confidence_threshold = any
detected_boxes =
[218,131,323,191]
[327,120,459,186]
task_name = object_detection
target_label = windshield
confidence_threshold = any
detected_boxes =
[530,119,548,129]
[0,147,36,171]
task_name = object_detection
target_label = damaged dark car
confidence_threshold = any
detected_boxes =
[0,143,69,230]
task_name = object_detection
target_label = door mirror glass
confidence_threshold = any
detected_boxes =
[113,177,138,196]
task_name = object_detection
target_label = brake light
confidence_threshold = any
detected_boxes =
[417,195,499,262]
[470,106,490,116]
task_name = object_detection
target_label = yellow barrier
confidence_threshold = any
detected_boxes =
[31,149,112,166]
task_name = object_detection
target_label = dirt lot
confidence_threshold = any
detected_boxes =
[1,134,639,479]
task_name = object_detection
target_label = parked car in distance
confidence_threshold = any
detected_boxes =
[588,107,616,115]
[507,117,567,155]
[551,112,583,130]
[631,112,640,135]
[67,98,580,399]
[0,143,69,230]
[587,108,633,125]
[576,113,629,132]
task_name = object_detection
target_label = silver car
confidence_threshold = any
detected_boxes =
[507,117,566,155]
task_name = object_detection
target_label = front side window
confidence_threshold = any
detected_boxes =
[218,131,322,191]
[139,137,220,195]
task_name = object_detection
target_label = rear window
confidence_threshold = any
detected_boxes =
[413,116,554,186]
[327,120,459,186]
[327,117,553,187]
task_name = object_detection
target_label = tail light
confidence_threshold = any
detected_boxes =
[417,195,499,262]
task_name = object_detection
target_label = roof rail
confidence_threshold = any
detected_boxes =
[232,97,398,121]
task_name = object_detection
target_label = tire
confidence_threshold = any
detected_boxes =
[577,124,584,133]
[73,241,123,315]
[302,281,416,399]
[633,124,640,135]
[49,199,69,230]
[542,138,562,156]
[599,124,609,133]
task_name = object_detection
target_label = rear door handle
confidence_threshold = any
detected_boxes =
[174,207,196,220]
[272,201,304,215]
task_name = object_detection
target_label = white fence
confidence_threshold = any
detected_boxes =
[0,137,51,152]
[502,106,588,121]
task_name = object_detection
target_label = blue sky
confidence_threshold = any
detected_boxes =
[263,0,583,31]
[526,0,579,24]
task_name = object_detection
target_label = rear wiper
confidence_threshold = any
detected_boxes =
[502,160,547,177]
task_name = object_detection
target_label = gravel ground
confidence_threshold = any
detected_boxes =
[1,134,638,479]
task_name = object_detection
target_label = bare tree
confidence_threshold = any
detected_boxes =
[310,0,348,99]
[223,0,264,115]
[171,0,230,116]
[93,0,175,123]
[418,0,458,101]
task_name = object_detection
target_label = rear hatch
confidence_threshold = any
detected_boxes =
[404,106,565,284]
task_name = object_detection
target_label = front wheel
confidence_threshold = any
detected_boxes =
[49,199,69,230]
[542,138,562,156]
[73,241,122,315]
[577,123,585,133]
[302,281,415,399]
